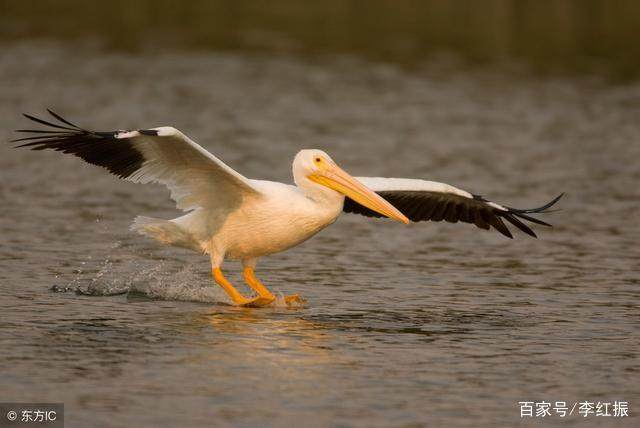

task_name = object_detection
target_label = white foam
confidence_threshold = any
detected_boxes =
[69,255,305,308]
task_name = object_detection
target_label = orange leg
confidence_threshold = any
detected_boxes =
[212,267,274,307]
[243,267,306,307]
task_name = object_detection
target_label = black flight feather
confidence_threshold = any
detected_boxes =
[344,190,563,239]
[10,111,147,180]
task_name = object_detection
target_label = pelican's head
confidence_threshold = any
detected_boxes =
[293,149,409,224]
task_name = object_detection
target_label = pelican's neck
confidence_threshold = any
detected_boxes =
[295,175,345,207]
[292,161,343,210]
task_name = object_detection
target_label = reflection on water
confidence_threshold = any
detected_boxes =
[0,37,639,427]
[1,0,640,78]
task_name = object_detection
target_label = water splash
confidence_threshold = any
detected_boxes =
[129,263,227,304]
[60,254,306,308]
[60,253,230,304]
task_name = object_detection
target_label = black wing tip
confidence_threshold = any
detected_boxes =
[494,192,565,237]
[504,213,538,238]
[20,110,83,133]
[475,192,564,238]
[9,114,146,179]
[46,108,82,129]
[514,211,552,227]
[508,193,565,214]
[534,192,564,213]
[492,217,514,239]
[10,110,93,146]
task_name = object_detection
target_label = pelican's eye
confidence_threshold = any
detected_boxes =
[314,157,322,164]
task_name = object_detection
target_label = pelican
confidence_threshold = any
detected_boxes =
[10,110,562,307]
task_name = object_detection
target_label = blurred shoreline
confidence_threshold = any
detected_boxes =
[1,0,639,79]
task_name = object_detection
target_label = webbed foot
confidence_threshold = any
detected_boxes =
[238,295,276,308]
[284,294,306,307]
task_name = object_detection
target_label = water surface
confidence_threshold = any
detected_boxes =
[0,42,639,427]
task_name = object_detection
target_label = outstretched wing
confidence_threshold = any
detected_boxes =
[344,177,563,238]
[11,110,262,211]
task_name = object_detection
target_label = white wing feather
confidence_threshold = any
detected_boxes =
[14,111,262,214]
[354,177,499,206]
[118,127,262,211]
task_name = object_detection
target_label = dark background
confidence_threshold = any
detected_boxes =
[2,0,640,79]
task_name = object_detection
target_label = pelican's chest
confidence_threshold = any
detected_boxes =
[219,185,342,259]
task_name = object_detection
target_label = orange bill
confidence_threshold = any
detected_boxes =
[309,164,409,224]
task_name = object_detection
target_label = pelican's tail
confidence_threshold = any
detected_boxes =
[131,216,200,251]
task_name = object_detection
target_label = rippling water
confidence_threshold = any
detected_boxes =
[1,42,639,427]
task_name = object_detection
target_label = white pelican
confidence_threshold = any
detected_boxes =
[12,110,562,307]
